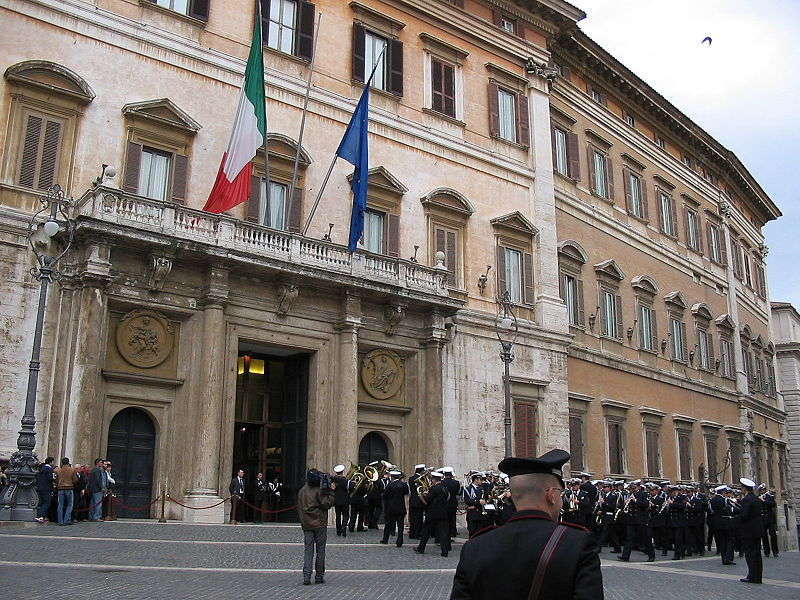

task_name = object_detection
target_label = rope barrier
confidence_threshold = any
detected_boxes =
[166,494,228,511]
[110,496,160,512]
[237,497,298,515]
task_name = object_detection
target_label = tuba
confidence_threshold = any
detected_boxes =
[414,469,433,498]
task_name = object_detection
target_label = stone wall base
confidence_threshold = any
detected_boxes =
[180,491,227,524]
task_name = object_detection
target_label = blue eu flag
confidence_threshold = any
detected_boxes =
[336,81,371,252]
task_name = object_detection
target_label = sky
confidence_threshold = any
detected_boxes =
[577,0,800,307]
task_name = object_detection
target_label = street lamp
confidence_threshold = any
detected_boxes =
[495,290,518,458]
[0,185,75,520]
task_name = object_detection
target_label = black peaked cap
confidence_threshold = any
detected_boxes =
[498,449,570,485]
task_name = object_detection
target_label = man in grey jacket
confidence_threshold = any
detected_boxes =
[297,469,336,585]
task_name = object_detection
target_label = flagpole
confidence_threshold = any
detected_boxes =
[287,12,322,229]
[258,0,270,225]
[301,44,388,238]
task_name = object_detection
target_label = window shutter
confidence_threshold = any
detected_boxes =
[386,213,400,257]
[551,127,558,170]
[680,321,688,362]
[558,270,565,300]
[171,153,189,203]
[523,251,535,304]
[18,113,43,188]
[696,215,704,254]
[623,169,633,213]
[246,176,260,222]
[670,196,679,239]
[608,422,620,473]
[650,307,659,352]
[569,415,584,470]
[514,402,527,457]
[443,63,455,117]
[352,23,366,83]
[586,146,597,193]
[496,245,506,295]
[516,92,530,148]
[431,59,444,114]
[683,206,691,247]
[487,81,500,138]
[260,0,271,44]
[288,187,303,232]
[296,2,315,61]
[719,228,728,266]
[446,230,457,286]
[36,118,62,190]
[706,222,715,261]
[605,155,614,200]
[388,38,404,96]
[188,0,210,21]
[566,131,580,180]
[123,141,143,193]
[641,179,649,220]
[656,191,665,233]
[576,278,585,326]
[614,293,623,339]
[707,331,715,368]
[598,287,608,335]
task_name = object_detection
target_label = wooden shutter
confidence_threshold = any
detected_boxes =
[388,38,404,96]
[487,81,500,138]
[386,213,400,257]
[246,176,260,222]
[442,63,455,118]
[598,287,608,335]
[605,155,614,200]
[514,401,536,458]
[288,187,303,232]
[568,415,584,470]
[188,0,210,21]
[566,132,580,180]
[683,206,691,247]
[352,23,366,83]
[608,422,621,473]
[680,321,688,362]
[679,433,691,480]
[576,278,585,326]
[645,429,660,477]
[730,236,741,278]
[446,230,457,286]
[696,214,704,254]
[623,169,633,213]
[614,293,623,339]
[523,252,535,304]
[586,146,597,193]
[18,113,43,187]
[260,0,271,44]
[670,195,679,238]
[171,153,189,203]
[707,331,715,368]
[123,141,143,193]
[296,1,315,61]
[496,245,506,295]
[431,58,444,114]
[516,92,530,148]
[706,222,715,261]
[719,229,728,265]
[36,118,62,190]
[551,127,558,170]
[650,307,659,352]
[640,178,649,220]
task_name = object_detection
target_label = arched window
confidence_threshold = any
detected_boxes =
[358,431,389,465]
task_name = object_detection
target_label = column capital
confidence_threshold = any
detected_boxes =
[201,263,229,307]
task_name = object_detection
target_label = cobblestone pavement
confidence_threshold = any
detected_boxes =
[0,521,797,600]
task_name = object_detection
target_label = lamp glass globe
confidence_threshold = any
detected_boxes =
[43,220,60,238]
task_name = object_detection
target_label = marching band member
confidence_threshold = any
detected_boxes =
[414,470,451,557]
[618,480,655,562]
[408,464,427,540]
[380,470,409,547]
[331,465,350,537]
[463,473,489,537]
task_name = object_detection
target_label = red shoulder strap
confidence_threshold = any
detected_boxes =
[528,525,568,600]
[469,524,497,539]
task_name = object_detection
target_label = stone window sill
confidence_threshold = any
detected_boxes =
[490,134,529,152]
[422,107,466,128]
[352,80,402,101]
[263,45,310,66]
[139,1,207,27]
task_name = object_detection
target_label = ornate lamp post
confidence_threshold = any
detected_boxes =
[0,185,75,520]
[495,290,519,458]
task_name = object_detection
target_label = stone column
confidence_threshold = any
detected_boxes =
[183,264,228,523]
[335,290,361,464]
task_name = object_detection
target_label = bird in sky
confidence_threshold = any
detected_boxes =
[701,36,713,46]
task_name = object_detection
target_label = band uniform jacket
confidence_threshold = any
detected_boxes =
[688,495,706,527]
[332,475,350,507]
[649,494,666,528]
[463,484,487,523]
[667,494,688,528]
[408,473,424,508]
[382,480,410,517]
[710,495,734,530]
[738,492,763,538]
[423,482,450,520]
[761,493,777,526]
[599,491,620,525]
[625,490,651,526]
[450,509,603,600]
[443,477,462,509]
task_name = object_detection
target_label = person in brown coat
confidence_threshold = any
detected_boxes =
[297,469,335,585]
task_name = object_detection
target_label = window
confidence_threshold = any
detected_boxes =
[645,427,661,478]
[766,445,775,488]
[154,0,209,20]
[569,413,585,470]
[624,170,645,218]
[767,361,777,396]
[352,23,402,95]
[497,244,534,305]
[259,180,288,229]
[754,263,767,299]
[364,30,388,91]
[677,430,692,481]
[729,437,742,481]
[685,208,702,252]
[670,316,687,361]
[504,247,523,303]
[553,128,568,176]
[742,250,752,287]
[266,0,297,54]
[683,155,694,169]
[658,190,677,237]
[753,442,763,483]
[742,346,753,389]
[561,272,584,327]
[705,435,719,482]
[362,209,385,253]
[434,225,459,287]
[592,150,608,197]
[697,327,713,370]
[513,400,537,457]
[16,109,65,190]
[499,16,516,34]
[623,111,635,127]
[730,235,743,279]
[498,88,517,143]
[138,147,172,201]
[600,287,622,339]
[707,222,724,264]
[430,57,456,119]
[720,338,734,378]
[638,303,657,352]
[590,86,604,104]
[655,135,665,149]
[753,352,763,391]
[607,420,625,474]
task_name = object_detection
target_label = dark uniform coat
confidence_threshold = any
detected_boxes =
[450,510,603,600]
[423,481,450,520]
[382,480,409,517]
[738,493,763,538]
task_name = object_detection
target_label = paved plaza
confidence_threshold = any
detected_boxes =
[0,521,797,599]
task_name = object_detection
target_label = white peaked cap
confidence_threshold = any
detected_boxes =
[389,470,401,476]
[333,464,345,473]
[414,464,426,470]
[739,477,756,488]
[442,466,454,473]
[430,471,444,478]
[714,485,727,493]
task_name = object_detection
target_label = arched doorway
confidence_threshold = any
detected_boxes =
[106,407,156,518]
[358,431,390,465]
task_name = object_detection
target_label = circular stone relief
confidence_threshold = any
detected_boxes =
[361,349,404,400]
[116,309,174,369]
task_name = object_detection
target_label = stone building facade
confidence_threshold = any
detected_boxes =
[0,0,793,538]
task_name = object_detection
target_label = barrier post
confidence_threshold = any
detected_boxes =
[158,483,167,523]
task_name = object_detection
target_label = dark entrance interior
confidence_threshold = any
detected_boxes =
[359,431,390,465]
[106,407,156,518]
[233,345,309,522]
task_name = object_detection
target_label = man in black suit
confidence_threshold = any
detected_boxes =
[331,464,350,537]
[441,467,461,539]
[407,464,426,539]
[381,470,409,547]
[450,450,603,600]
[414,470,451,557]
[758,484,779,557]
[737,478,763,584]
[229,469,246,524]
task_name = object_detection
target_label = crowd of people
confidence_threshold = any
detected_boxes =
[34,456,117,525]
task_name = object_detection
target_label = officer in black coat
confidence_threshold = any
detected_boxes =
[596,481,621,553]
[578,473,598,529]
[408,464,427,539]
[381,471,409,547]
[441,467,461,539]
[450,450,602,600]
[667,486,689,560]
[366,475,385,529]
[686,486,706,556]
[331,464,350,537]
[647,484,668,556]
[415,470,451,557]
[758,484,779,557]
[737,478,763,584]
[709,485,735,564]
[618,480,655,562]
[348,475,368,532]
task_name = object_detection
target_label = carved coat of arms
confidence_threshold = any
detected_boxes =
[361,349,404,400]
[116,309,174,369]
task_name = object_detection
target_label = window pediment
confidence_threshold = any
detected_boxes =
[715,313,735,331]
[593,259,625,282]
[663,291,687,310]
[752,334,764,349]
[631,275,659,295]
[691,302,713,321]
[740,324,752,340]
[264,133,312,166]
[122,99,200,134]
[585,129,612,149]
[420,188,474,217]
[4,60,95,104]
[348,166,407,195]
[490,211,538,236]
[558,240,588,264]
[349,1,405,37]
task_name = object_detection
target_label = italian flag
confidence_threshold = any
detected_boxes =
[203,15,266,214]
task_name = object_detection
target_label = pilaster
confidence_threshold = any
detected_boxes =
[335,290,362,464]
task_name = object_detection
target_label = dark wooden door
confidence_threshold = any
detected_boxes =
[106,408,155,518]
[358,432,389,465]
[282,356,308,496]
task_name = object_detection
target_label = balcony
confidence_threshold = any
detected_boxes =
[76,185,460,307]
